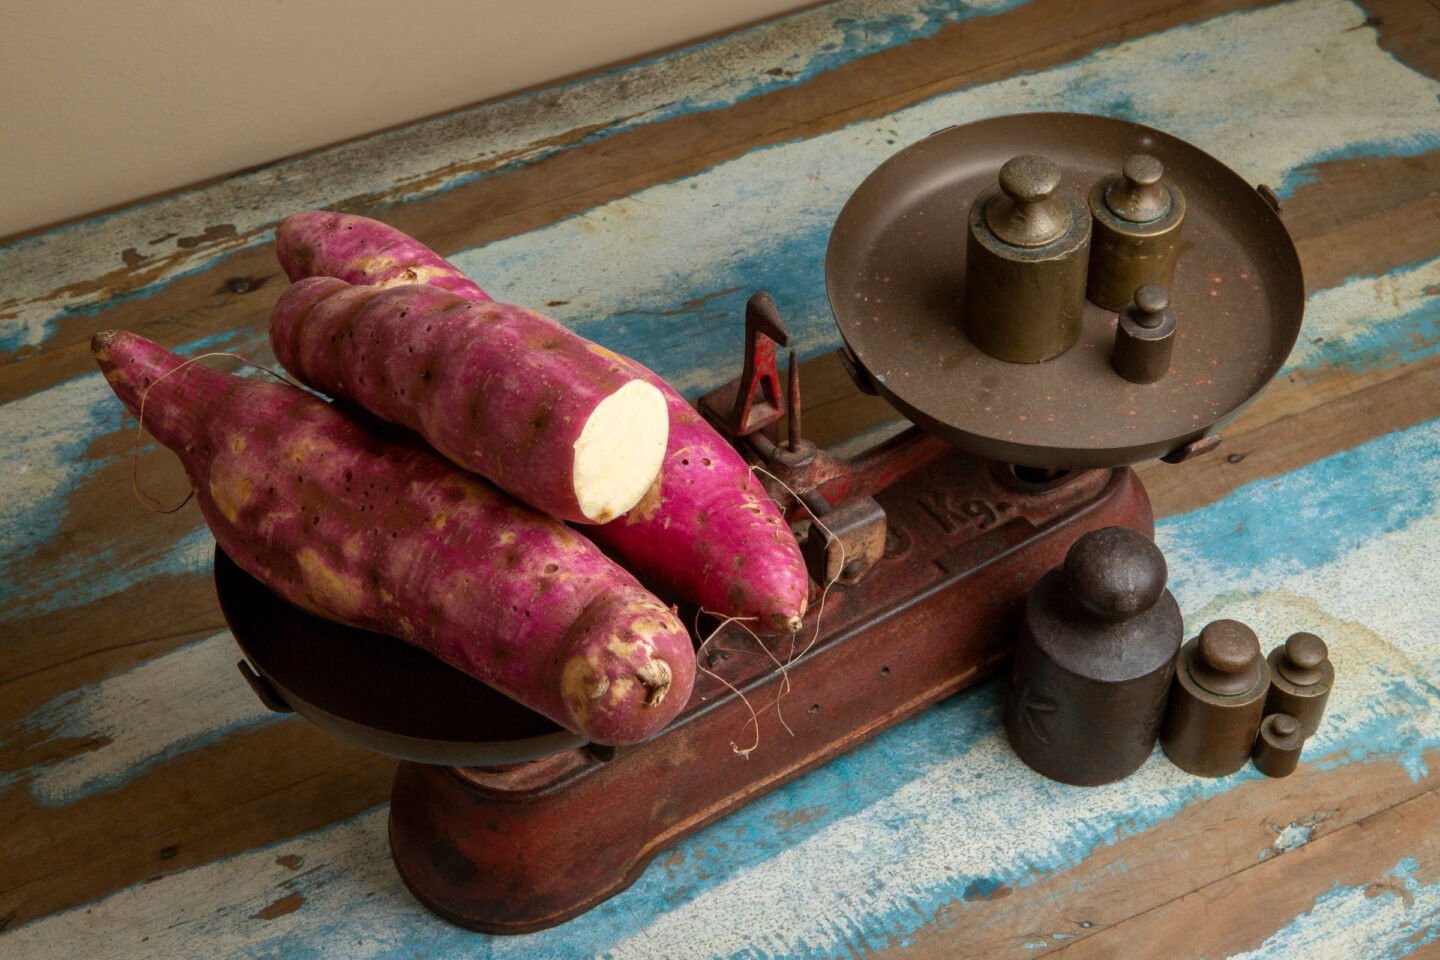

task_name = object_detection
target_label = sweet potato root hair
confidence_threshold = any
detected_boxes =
[130,350,302,514]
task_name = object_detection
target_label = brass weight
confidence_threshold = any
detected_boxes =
[1087,154,1187,311]
[963,155,1091,363]
[1264,632,1334,737]
[1112,284,1177,384]
[1160,620,1270,777]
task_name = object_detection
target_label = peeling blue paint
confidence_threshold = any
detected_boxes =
[1163,420,1438,595]
[0,245,270,356]
[1282,262,1440,378]
[1231,857,1440,959]
[2,631,281,806]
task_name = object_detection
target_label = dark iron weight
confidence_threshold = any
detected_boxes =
[1004,526,1182,786]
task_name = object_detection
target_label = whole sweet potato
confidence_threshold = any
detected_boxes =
[269,278,670,525]
[276,210,491,301]
[92,330,695,745]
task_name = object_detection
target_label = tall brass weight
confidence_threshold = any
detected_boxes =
[963,155,1091,363]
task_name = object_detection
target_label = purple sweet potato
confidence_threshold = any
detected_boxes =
[269,278,669,525]
[276,210,491,301]
[92,330,695,745]
[272,216,809,634]
[588,345,810,635]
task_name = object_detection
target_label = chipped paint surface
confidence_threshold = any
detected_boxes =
[3,0,1440,954]
[1264,813,1329,859]
[451,0,1440,393]
[1284,256,1440,375]
[1229,858,1440,959]
[7,413,1440,956]
[0,0,1026,354]
[2,632,280,805]
[0,372,122,591]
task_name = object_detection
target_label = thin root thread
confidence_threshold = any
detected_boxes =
[132,351,303,514]
[696,465,844,757]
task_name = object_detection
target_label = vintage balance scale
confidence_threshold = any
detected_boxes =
[217,114,1303,932]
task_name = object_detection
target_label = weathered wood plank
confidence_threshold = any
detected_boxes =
[1048,788,1440,958]
[877,760,1440,958]
[1138,349,1440,519]
[3,0,1440,953]
[7,403,1440,955]
[0,709,392,930]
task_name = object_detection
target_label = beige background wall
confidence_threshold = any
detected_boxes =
[0,0,810,239]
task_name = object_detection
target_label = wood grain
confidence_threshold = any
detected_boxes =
[2,0,1439,954]
[1051,787,1440,958]
[871,754,1440,958]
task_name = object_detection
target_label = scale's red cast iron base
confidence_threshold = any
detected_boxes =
[388,454,1153,933]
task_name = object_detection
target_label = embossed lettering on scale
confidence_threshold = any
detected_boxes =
[918,491,1013,533]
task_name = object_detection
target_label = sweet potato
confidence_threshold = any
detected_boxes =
[269,278,669,525]
[276,210,491,301]
[92,330,695,745]
[273,218,809,634]
[588,350,810,635]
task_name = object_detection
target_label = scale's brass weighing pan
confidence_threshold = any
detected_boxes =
[827,113,1304,468]
[216,548,585,766]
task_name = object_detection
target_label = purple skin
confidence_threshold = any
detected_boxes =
[92,330,695,745]
[588,349,809,635]
[276,211,491,301]
[271,217,808,633]
[269,278,658,525]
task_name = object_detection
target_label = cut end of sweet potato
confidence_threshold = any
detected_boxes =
[572,379,669,523]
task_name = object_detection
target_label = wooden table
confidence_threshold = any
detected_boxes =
[4,0,1439,955]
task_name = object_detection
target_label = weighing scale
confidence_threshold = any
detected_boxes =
[218,114,1303,933]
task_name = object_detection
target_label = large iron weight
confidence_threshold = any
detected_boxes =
[1004,526,1182,786]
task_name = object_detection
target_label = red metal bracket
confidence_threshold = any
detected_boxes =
[729,292,789,437]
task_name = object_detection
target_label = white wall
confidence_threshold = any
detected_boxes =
[0,0,810,239]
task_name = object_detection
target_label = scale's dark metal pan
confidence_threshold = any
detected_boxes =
[827,112,1304,468]
[215,548,586,766]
